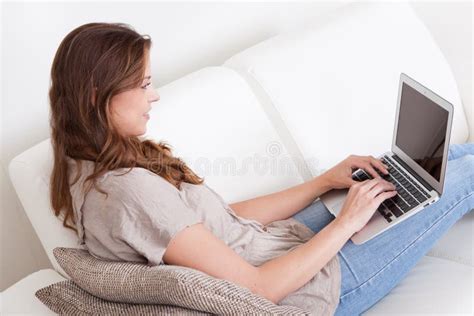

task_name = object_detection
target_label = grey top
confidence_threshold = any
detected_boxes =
[67,157,341,315]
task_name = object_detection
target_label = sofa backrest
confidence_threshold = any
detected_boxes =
[8,67,303,273]
[223,2,470,179]
[141,67,305,202]
[8,138,78,278]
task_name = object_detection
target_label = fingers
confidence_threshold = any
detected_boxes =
[359,177,395,194]
[361,161,382,179]
[374,190,398,205]
[367,178,396,198]
[369,155,389,175]
[350,155,389,179]
[350,179,359,186]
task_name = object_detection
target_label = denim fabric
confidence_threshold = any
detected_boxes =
[292,143,474,315]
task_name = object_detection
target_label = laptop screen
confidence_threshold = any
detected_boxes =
[395,82,449,182]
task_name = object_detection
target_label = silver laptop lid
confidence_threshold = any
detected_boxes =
[391,73,454,196]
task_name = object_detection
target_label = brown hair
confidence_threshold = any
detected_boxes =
[49,22,204,233]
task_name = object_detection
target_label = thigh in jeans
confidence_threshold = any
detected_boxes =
[292,143,474,315]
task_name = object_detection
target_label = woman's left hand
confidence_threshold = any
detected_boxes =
[321,154,389,190]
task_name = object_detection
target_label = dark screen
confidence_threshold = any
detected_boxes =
[395,82,449,182]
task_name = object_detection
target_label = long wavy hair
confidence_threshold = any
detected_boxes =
[49,22,204,233]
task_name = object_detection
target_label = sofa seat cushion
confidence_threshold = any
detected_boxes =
[427,211,474,267]
[364,256,473,314]
[4,255,472,314]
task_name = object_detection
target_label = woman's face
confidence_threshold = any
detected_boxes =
[109,52,160,137]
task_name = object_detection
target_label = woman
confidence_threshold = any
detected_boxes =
[49,22,474,315]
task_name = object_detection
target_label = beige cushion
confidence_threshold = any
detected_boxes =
[35,280,211,315]
[49,247,308,315]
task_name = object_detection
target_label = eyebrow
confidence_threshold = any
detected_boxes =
[144,76,152,80]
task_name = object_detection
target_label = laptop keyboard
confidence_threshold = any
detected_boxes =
[352,155,431,223]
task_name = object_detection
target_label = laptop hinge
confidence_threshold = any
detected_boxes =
[392,154,435,192]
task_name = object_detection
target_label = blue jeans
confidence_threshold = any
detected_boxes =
[292,143,474,315]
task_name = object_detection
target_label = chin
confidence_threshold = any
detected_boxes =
[128,128,146,138]
[138,127,147,136]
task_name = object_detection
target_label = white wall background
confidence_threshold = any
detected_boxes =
[1,0,472,291]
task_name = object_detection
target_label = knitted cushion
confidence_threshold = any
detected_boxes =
[35,280,210,315]
[51,247,309,315]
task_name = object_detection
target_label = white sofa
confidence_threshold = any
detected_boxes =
[3,2,473,314]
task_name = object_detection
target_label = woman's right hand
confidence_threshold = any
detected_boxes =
[335,178,397,234]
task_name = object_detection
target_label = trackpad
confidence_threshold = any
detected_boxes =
[320,188,348,217]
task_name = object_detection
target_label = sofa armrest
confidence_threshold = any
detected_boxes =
[2,269,66,314]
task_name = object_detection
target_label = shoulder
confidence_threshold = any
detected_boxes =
[102,167,181,205]
[105,166,171,188]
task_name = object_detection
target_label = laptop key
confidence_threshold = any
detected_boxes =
[386,199,403,217]
[406,196,417,206]
[398,200,411,212]
[392,194,403,204]
[376,204,386,215]
[389,176,399,184]
[413,183,430,196]
[402,194,412,203]
[383,211,393,222]
[407,186,418,195]
[415,193,428,203]
[352,170,366,181]
[388,204,404,217]
[400,190,410,199]
[406,182,427,198]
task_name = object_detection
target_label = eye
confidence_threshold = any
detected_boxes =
[141,82,152,89]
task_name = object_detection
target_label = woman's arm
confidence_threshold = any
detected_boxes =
[163,178,394,304]
[258,216,353,303]
[163,215,352,304]
[228,154,389,226]
[229,175,332,226]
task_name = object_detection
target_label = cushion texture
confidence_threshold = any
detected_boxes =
[41,247,308,315]
[35,280,210,315]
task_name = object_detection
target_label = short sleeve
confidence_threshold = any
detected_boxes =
[107,168,203,266]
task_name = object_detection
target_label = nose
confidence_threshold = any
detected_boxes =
[149,88,160,103]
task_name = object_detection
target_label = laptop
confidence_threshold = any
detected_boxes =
[319,73,454,244]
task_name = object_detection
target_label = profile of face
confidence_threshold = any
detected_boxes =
[108,51,160,137]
